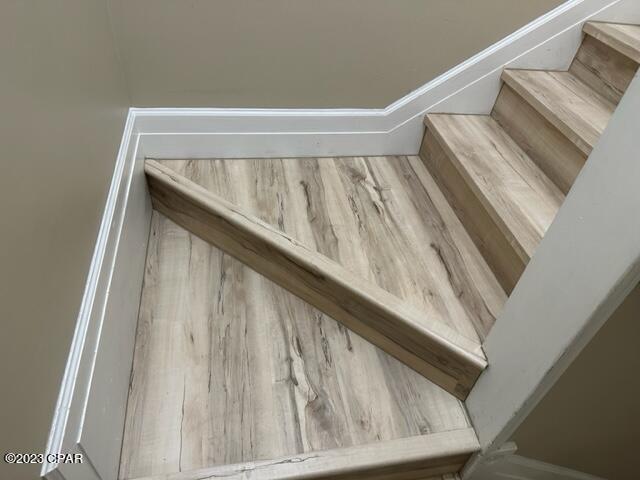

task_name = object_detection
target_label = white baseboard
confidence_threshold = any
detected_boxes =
[135,0,640,159]
[42,114,153,480]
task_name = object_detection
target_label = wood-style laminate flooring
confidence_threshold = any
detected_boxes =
[120,156,504,479]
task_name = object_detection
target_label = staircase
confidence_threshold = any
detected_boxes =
[423,21,639,294]
[119,22,640,480]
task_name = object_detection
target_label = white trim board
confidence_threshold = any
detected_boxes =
[134,0,640,159]
[42,114,153,480]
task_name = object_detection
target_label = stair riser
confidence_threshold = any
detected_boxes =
[570,34,638,105]
[420,131,525,294]
[491,84,587,195]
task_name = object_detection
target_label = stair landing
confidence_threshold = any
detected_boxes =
[160,157,505,344]
[119,156,503,479]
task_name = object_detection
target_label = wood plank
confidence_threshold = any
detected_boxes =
[188,156,504,343]
[584,22,640,65]
[501,69,616,156]
[400,156,506,340]
[570,34,638,105]
[122,156,501,477]
[144,159,487,399]
[120,210,473,478]
[126,429,478,480]
[206,155,501,343]
[425,114,563,264]
[492,84,587,194]
[419,130,524,294]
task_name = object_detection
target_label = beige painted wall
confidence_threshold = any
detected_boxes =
[0,1,129,479]
[107,0,564,108]
[512,282,640,479]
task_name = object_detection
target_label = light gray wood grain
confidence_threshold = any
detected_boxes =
[120,155,503,478]
[491,84,587,195]
[584,22,640,64]
[423,114,564,293]
[143,159,489,399]
[119,215,471,477]
[125,429,477,480]
[501,69,616,156]
[570,34,638,105]
[419,131,525,294]
[494,23,638,193]
[425,114,563,263]
[162,157,505,343]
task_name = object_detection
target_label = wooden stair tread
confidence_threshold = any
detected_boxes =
[584,22,640,64]
[425,114,564,262]
[501,69,616,156]
[125,429,478,480]
[145,159,491,399]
